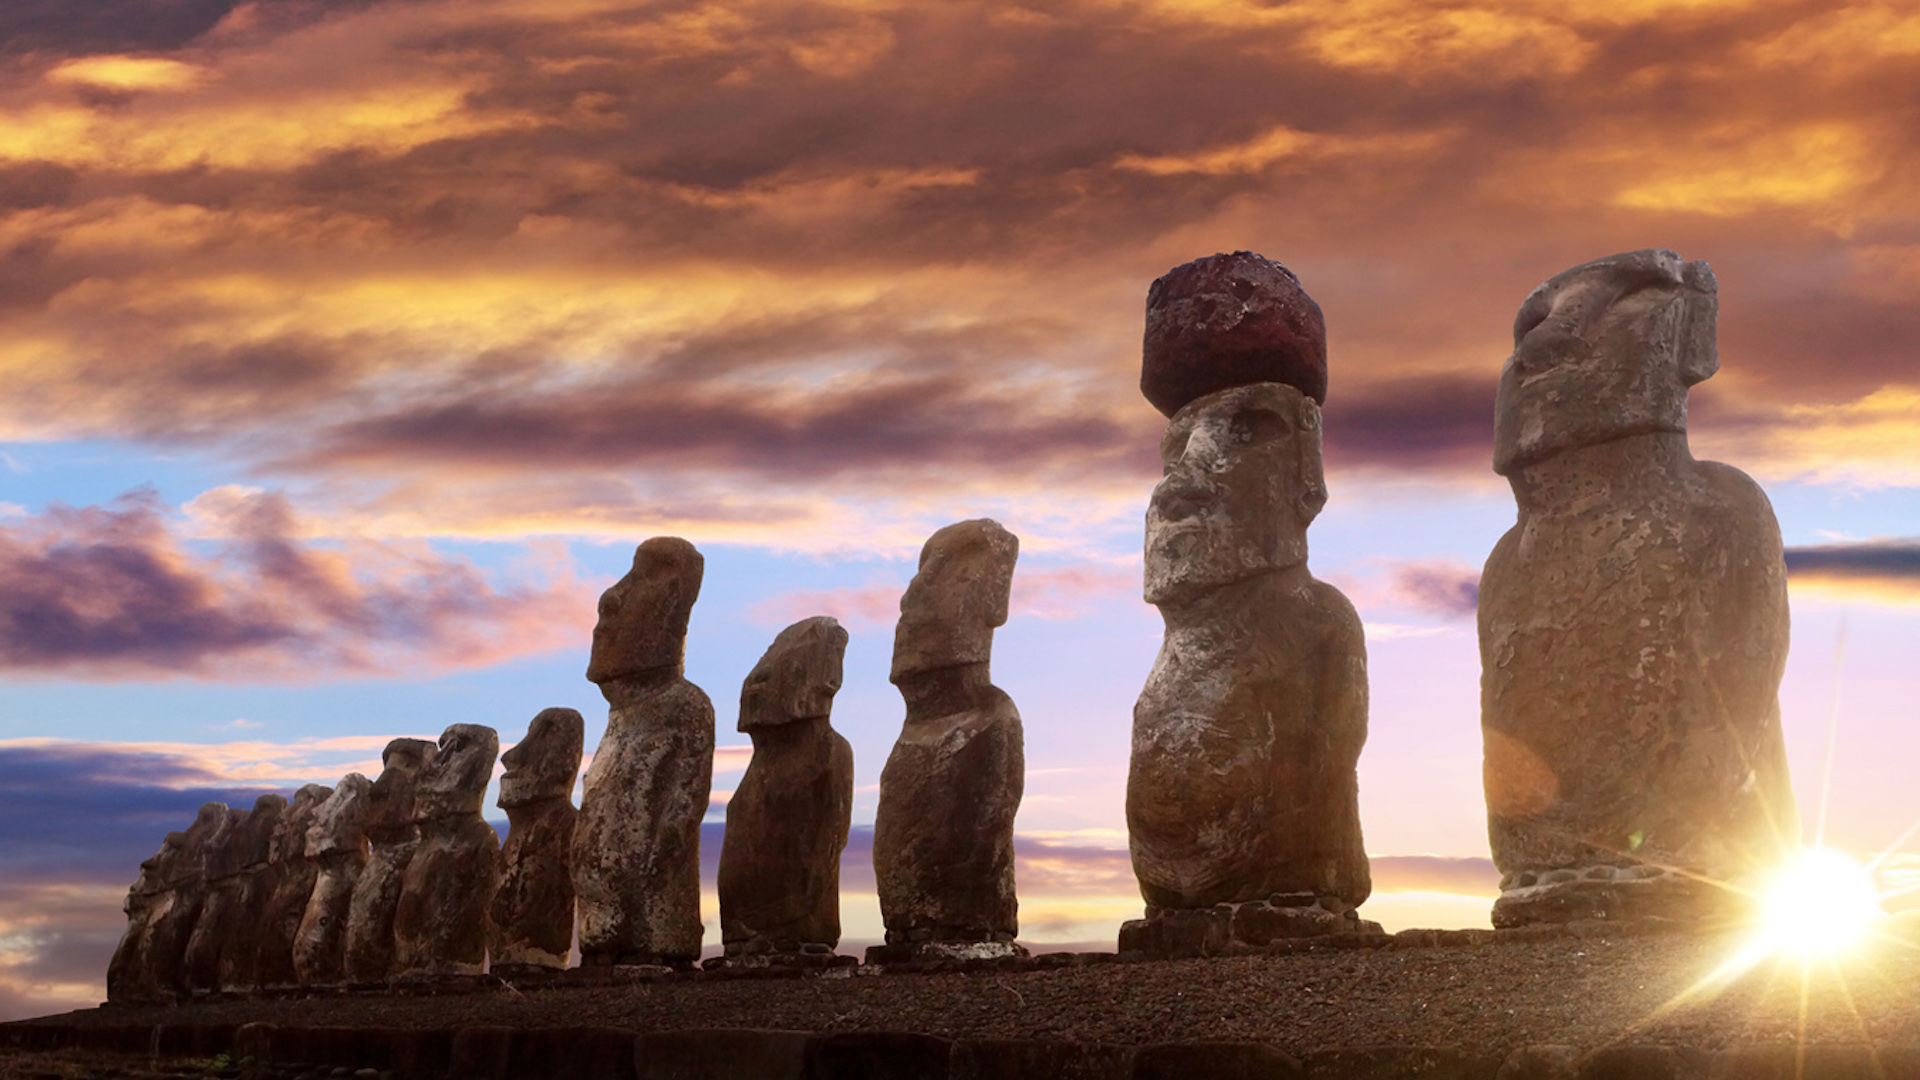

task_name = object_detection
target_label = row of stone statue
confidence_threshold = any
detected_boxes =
[109,518,1025,1001]
[112,245,1797,990]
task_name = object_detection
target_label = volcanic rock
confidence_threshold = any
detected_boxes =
[180,806,243,994]
[394,725,501,978]
[106,831,185,1004]
[139,803,230,1001]
[253,784,332,990]
[1141,251,1328,417]
[574,538,715,968]
[490,708,584,972]
[873,520,1025,955]
[294,773,373,987]
[718,616,854,956]
[1480,250,1796,926]
[343,738,435,985]
[215,794,286,993]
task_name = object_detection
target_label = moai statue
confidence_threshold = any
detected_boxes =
[253,783,332,990]
[871,520,1026,962]
[343,738,434,985]
[293,774,373,986]
[216,794,287,993]
[182,805,245,994]
[718,617,854,962]
[106,831,185,1004]
[393,724,501,978]
[1121,252,1374,960]
[1480,250,1795,926]
[141,803,230,1000]
[489,708,584,973]
[572,537,715,968]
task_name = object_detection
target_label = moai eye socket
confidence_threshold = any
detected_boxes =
[1160,424,1192,473]
[1230,408,1289,447]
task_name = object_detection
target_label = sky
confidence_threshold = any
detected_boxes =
[2,0,1920,1022]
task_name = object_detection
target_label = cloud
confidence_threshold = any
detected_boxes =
[1333,559,1483,622]
[1785,538,1920,605]
[0,488,593,680]
[749,564,1137,628]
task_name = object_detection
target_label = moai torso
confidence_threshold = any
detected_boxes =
[718,617,854,956]
[216,794,286,993]
[572,537,714,967]
[182,806,245,994]
[343,738,434,985]
[872,520,1025,954]
[1122,254,1372,956]
[294,774,372,986]
[490,708,584,972]
[394,724,501,978]
[253,784,332,989]
[1481,251,1794,926]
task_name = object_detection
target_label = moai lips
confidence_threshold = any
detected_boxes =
[490,708,584,972]
[573,538,715,968]
[719,617,854,959]
[294,773,373,987]
[344,737,434,985]
[871,520,1026,960]
[1480,250,1795,927]
[394,724,501,978]
[1123,256,1374,958]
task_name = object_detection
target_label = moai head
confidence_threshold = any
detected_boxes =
[414,724,499,821]
[499,708,584,808]
[1494,249,1718,476]
[305,773,372,857]
[238,794,288,870]
[365,738,435,835]
[740,616,848,732]
[270,784,333,864]
[135,832,188,896]
[171,802,231,888]
[890,520,1018,683]
[587,537,704,687]
[203,806,248,881]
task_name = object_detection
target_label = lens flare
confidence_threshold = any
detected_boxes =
[1750,847,1884,961]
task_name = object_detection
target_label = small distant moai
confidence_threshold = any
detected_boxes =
[141,803,230,1000]
[293,774,373,986]
[489,708,584,973]
[393,724,502,978]
[106,831,185,1004]
[254,784,332,990]
[343,738,435,985]
[572,537,715,968]
[871,519,1026,962]
[1480,250,1795,926]
[1121,252,1374,960]
[718,616,854,962]
[181,805,244,994]
[216,794,287,993]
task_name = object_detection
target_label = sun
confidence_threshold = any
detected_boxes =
[1746,846,1885,962]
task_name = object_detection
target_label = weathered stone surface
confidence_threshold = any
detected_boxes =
[1141,251,1328,417]
[180,806,244,994]
[490,707,584,971]
[343,737,435,985]
[575,538,715,967]
[1127,379,1370,921]
[253,784,332,990]
[294,773,373,986]
[138,803,229,1001]
[106,831,185,1004]
[394,724,501,977]
[874,520,1024,951]
[1481,250,1795,926]
[719,617,854,956]
[215,794,286,993]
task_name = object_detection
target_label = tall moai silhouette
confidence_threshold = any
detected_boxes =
[107,830,186,1004]
[718,616,854,960]
[871,519,1026,962]
[215,794,287,993]
[1480,250,1795,926]
[490,708,584,973]
[254,784,332,990]
[572,538,715,968]
[1121,252,1374,959]
[181,805,244,995]
[139,803,231,1000]
[344,738,435,985]
[393,724,501,978]
[294,773,373,986]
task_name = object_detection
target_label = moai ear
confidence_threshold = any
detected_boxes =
[1295,395,1329,524]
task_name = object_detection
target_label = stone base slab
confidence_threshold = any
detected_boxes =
[1492,863,1729,928]
[1118,898,1383,959]
[863,940,1030,966]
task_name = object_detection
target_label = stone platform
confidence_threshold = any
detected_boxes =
[1117,896,1382,959]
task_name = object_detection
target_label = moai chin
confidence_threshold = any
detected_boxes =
[489,708,584,973]
[572,537,715,968]
[393,724,501,978]
[1480,250,1795,927]
[1121,252,1375,960]
[870,519,1026,962]
[253,784,332,990]
[718,616,854,963]
[215,794,286,993]
[293,774,373,987]
[107,831,185,1005]
[182,806,245,995]
[343,738,434,985]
